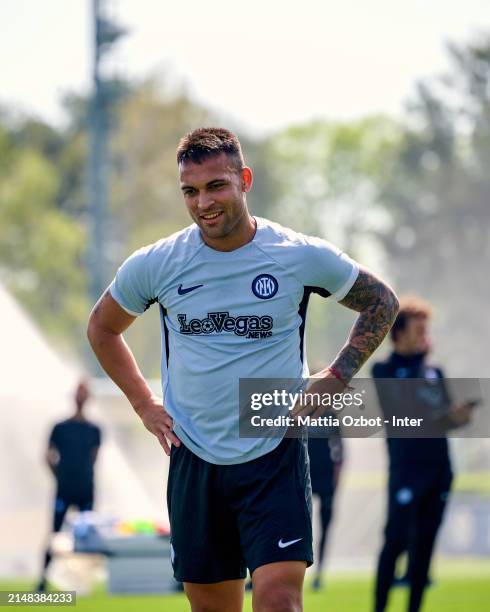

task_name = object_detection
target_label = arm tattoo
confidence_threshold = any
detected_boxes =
[333,267,399,382]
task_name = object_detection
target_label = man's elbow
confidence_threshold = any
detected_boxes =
[86,307,105,351]
[86,310,98,348]
[387,287,400,321]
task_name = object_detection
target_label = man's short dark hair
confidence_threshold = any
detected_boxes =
[176,127,245,170]
[391,295,432,342]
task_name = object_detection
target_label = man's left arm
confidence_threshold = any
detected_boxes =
[331,265,399,384]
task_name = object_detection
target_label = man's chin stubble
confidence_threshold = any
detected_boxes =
[200,225,228,239]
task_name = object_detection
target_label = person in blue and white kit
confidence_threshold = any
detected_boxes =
[88,127,399,612]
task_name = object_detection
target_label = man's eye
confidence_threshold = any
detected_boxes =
[210,183,224,190]
[184,190,196,196]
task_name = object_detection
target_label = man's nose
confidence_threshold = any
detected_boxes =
[197,192,215,211]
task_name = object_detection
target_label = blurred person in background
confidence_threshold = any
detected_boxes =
[372,295,473,612]
[35,379,102,592]
[308,430,344,591]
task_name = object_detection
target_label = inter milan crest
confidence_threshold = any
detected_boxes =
[252,274,278,299]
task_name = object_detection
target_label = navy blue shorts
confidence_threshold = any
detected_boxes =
[167,436,313,583]
[52,488,93,532]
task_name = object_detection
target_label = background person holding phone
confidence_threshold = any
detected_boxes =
[372,295,474,612]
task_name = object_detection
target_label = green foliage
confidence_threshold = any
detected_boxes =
[375,36,490,375]
[262,116,401,251]
[0,121,89,350]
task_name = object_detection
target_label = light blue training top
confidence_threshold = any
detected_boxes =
[109,217,359,464]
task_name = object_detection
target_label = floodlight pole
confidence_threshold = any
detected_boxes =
[87,0,126,302]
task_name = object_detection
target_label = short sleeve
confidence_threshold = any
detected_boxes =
[298,235,359,301]
[109,247,155,316]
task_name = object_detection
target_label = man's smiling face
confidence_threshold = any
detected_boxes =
[179,152,253,248]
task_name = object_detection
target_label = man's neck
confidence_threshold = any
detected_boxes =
[394,348,412,356]
[393,347,426,359]
[202,214,256,252]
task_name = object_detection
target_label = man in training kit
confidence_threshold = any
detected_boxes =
[373,296,473,612]
[36,380,101,592]
[87,127,399,612]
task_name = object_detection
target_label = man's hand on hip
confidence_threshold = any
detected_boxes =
[291,372,346,420]
[135,396,181,456]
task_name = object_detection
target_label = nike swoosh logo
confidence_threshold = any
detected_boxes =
[278,537,303,549]
[177,284,203,295]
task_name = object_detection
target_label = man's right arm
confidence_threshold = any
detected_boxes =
[87,290,180,455]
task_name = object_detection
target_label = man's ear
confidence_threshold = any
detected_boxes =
[241,167,253,192]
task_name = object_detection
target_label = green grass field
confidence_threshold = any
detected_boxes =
[2,564,490,612]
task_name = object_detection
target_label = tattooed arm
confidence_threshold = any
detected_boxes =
[332,266,399,384]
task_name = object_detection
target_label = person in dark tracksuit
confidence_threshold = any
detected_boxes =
[373,296,472,612]
[36,380,102,592]
[307,432,343,590]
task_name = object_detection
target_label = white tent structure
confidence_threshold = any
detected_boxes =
[0,282,163,578]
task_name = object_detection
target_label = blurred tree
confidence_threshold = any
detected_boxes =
[262,116,401,255]
[0,121,88,349]
[260,116,401,367]
[375,35,490,375]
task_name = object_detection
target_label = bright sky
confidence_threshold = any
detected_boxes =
[1,0,487,134]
